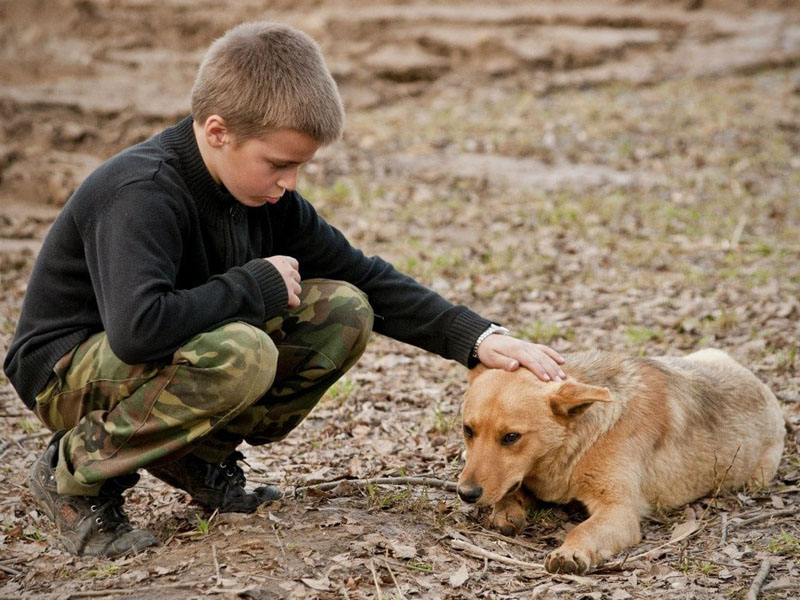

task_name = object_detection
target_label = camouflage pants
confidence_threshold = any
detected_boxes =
[33,279,373,496]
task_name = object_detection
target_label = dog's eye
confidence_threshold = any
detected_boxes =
[501,433,521,445]
[463,425,474,438]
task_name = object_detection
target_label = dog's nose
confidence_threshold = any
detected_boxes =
[457,483,483,504]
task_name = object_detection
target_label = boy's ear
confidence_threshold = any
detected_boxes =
[467,363,487,383]
[549,381,612,419]
[203,115,230,148]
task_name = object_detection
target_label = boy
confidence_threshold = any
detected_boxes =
[3,22,565,558]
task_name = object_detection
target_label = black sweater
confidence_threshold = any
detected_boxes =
[4,117,490,409]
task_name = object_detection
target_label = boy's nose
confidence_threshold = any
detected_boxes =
[277,168,298,191]
[457,482,483,503]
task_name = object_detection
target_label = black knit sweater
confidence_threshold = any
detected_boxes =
[4,117,490,409]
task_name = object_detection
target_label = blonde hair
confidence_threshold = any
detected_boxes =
[191,21,344,144]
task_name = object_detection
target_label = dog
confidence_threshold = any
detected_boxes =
[457,349,785,574]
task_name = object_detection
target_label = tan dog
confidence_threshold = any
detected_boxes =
[457,349,785,574]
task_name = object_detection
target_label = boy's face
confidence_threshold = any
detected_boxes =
[199,117,321,207]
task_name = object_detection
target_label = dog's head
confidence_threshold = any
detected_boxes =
[457,365,611,506]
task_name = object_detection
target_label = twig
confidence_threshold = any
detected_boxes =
[720,513,728,545]
[729,214,747,248]
[469,528,543,552]
[449,538,544,570]
[383,557,406,600]
[207,585,257,595]
[772,486,800,495]
[762,581,800,593]
[449,538,594,585]
[480,557,489,579]
[273,524,287,561]
[745,559,771,600]
[13,430,51,443]
[699,447,739,522]
[0,564,22,577]
[368,559,383,598]
[294,476,457,495]
[64,582,198,598]
[605,522,706,568]
[207,507,220,528]
[730,507,800,529]
[211,544,222,586]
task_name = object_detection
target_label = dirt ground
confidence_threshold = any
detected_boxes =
[1,0,800,598]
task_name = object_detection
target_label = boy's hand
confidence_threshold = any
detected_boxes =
[477,335,566,382]
[266,255,302,308]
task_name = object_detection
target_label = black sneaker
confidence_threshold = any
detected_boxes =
[148,450,282,513]
[28,431,158,557]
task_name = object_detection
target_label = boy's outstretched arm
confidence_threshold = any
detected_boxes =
[476,334,566,382]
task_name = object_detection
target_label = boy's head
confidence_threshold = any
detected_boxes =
[191,21,344,145]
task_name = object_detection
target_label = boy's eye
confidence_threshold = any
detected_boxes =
[501,433,521,445]
[463,425,474,438]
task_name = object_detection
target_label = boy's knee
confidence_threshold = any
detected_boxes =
[176,322,278,408]
[306,277,373,327]
[304,278,373,355]
[333,280,373,343]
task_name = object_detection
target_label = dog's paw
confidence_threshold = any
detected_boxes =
[490,507,526,536]
[544,548,592,574]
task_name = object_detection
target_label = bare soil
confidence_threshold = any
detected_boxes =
[1,1,799,598]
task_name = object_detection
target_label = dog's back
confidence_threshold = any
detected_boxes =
[647,349,784,505]
[567,349,784,509]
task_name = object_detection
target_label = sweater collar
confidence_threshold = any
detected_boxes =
[161,116,241,221]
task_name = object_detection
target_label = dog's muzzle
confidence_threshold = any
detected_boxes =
[457,482,483,504]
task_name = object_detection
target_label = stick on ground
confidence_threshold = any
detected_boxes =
[294,476,457,495]
[449,538,544,570]
[745,559,771,600]
[731,507,800,530]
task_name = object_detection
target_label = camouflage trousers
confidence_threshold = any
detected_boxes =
[33,279,373,497]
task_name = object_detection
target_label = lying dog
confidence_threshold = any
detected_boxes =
[457,349,785,574]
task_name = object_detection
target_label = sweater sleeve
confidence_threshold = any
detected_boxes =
[84,181,283,364]
[273,192,492,366]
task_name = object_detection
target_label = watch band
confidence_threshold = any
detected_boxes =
[471,324,511,359]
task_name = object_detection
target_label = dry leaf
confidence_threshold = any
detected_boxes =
[390,541,417,559]
[301,577,331,591]
[670,520,699,542]
[448,562,469,587]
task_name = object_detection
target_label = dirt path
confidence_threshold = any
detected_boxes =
[2,1,799,598]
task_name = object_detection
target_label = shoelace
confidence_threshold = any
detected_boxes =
[218,451,248,488]
[89,493,132,534]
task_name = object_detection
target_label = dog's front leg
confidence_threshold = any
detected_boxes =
[490,488,535,536]
[545,502,641,574]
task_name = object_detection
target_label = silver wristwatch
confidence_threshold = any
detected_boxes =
[471,324,511,359]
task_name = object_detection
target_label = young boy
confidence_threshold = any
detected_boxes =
[3,21,565,558]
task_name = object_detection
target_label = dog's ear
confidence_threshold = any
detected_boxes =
[549,381,612,419]
[467,364,487,383]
